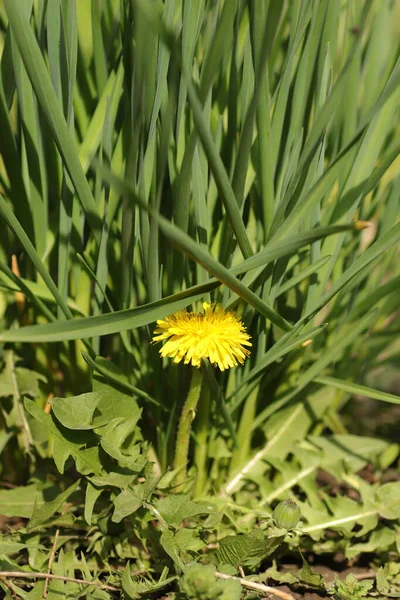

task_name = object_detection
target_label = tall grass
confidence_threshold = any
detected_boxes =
[0,0,399,499]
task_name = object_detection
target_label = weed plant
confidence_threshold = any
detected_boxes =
[0,1,399,598]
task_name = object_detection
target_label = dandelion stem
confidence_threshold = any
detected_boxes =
[194,383,211,496]
[174,368,203,488]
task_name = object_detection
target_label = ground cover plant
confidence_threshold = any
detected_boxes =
[0,0,399,598]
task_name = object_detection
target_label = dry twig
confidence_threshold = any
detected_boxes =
[42,527,60,599]
[216,571,295,600]
[0,572,118,592]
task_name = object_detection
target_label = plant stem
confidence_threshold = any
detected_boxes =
[215,572,295,600]
[174,368,203,488]
[194,383,211,497]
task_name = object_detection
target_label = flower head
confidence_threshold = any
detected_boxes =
[152,302,251,371]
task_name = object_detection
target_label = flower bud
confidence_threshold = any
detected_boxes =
[272,500,301,530]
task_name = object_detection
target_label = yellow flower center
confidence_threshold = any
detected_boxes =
[152,303,251,371]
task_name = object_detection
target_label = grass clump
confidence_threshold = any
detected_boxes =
[0,1,399,598]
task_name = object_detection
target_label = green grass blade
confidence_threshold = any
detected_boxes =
[0,193,72,320]
[228,323,328,404]
[4,0,102,242]
[302,222,400,324]
[0,281,220,343]
[276,255,331,298]
[314,376,400,406]
[99,167,292,330]
[186,78,253,260]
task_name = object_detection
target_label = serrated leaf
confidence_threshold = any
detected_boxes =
[262,563,299,585]
[376,564,400,598]
[346,527,397,560]
[301,479,400,541]
[89,472,136,489]
[25,580,46,599]
[309,434,388,473]
[28,479,80,530]
[299,554,324,589]
[213,530,284,570]
[331,574,374,600]
[122,561,177,599]
[98,417,145,471]
[121,564,140,600]
[92,374,141,424]
[25,399,102,475]
[174,528,205,554]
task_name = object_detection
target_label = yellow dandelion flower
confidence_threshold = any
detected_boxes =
[152,302,252,371]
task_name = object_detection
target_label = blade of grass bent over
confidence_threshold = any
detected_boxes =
[97,166,292,331]
[0,281,220,343]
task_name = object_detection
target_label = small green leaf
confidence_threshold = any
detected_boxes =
[160,529,185,570]
[84,482,103,525]
[0,538,44,556]
[122,561,177,599]
[299,554,324,589]
[112,488,143,523]
[329,574,374,600]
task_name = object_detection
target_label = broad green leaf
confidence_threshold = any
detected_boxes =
[212,529,285,570]
[301,480,400,540]
[99,420,145,471]
[154,494,211,528]
[0,484,45,518]
[51,392,103,430]
[346,527,397,560]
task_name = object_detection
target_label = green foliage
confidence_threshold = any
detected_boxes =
[212,529,283,571]
[0,0,399,598]
[376,563,400,598]
[328,574,374,600]
[180,564,241,600]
